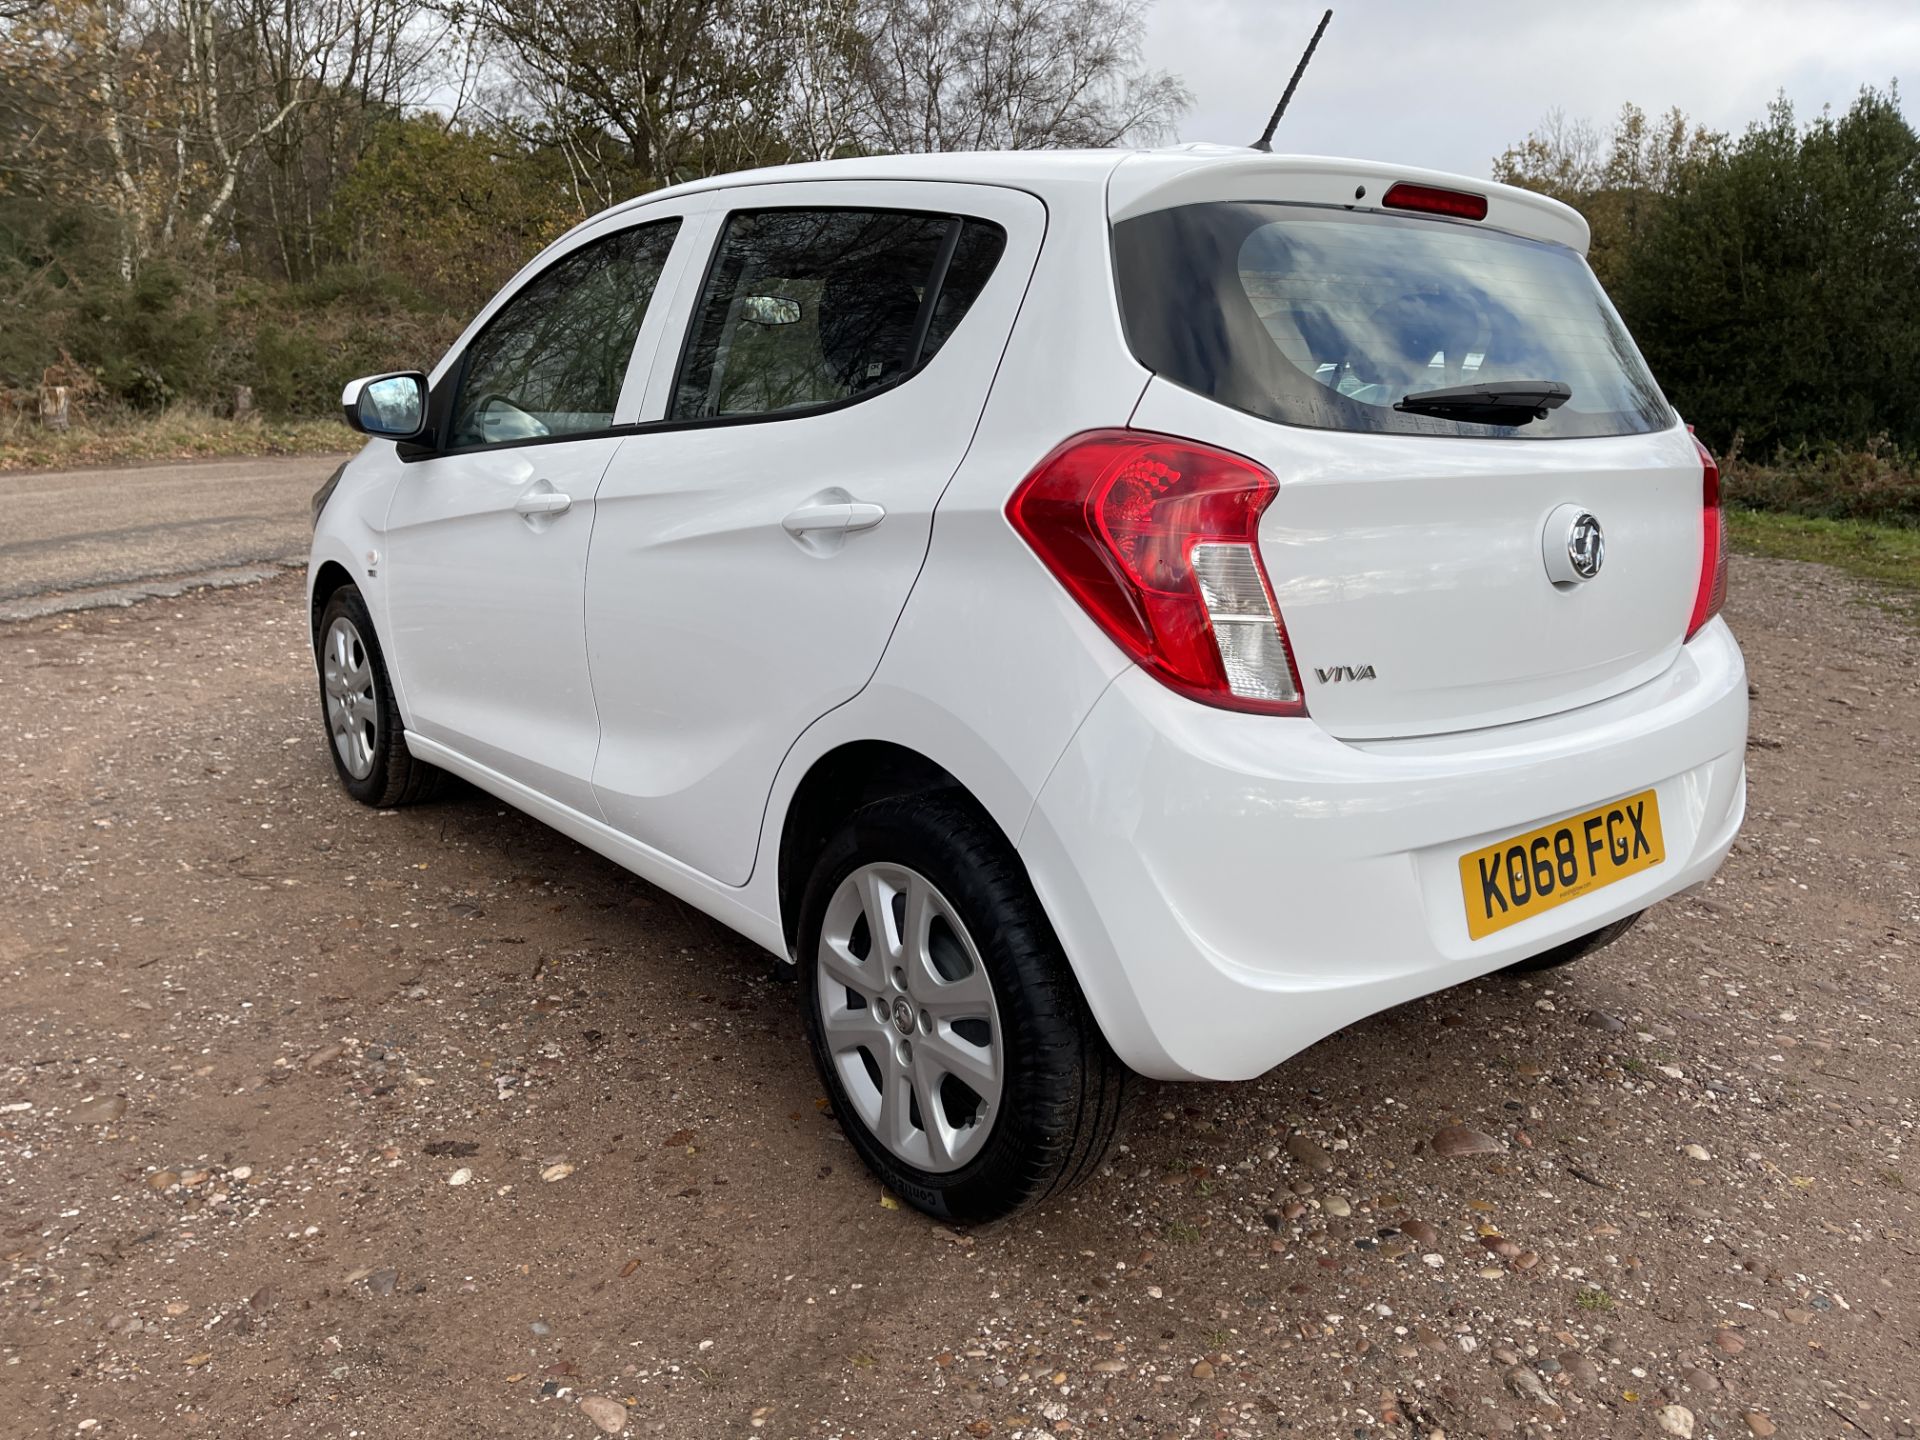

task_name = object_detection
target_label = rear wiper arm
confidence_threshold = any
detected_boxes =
[1394,379,1572,426]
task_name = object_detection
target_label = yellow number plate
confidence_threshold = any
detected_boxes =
[1459,789,1664,941]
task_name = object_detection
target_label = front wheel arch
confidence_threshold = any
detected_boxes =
[309,560,358,648]
[312,581,443,808]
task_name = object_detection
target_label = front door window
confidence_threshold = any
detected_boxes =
[450,219,681,448]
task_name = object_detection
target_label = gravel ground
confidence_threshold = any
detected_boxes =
[0,560,1915,1440]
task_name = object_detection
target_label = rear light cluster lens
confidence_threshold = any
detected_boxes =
[1382,181,1489,221]
[1007,430,1305,715]
[1686,435,1728,641]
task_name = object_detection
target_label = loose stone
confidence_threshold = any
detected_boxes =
[1429,1125,1501,1157]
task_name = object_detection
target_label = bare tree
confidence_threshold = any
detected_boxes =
[1,0,450,277]
[852,0,1187,152]
[1,0,185,277]
[227,0,450,277]
[450,0,803,188]
[456,0,1187,201]
[1495,102,1723,288]
[768,0,867,162]
[5,0,1188,292]
[1493,108,1606,199]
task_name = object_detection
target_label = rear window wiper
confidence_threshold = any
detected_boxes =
[1393,380,1572,426]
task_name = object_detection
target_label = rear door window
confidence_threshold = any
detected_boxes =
[1113,202,1671,439]
[671,209,1005,421]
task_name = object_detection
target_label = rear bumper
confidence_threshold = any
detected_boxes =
[1020,618,1748,1081]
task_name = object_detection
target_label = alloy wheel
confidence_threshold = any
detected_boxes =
[321,615,378,780]
[814,862,1004,1173]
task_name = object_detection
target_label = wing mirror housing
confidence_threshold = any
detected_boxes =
[340,372,429,440]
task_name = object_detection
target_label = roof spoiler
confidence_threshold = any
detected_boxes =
[1107,151,1590,254]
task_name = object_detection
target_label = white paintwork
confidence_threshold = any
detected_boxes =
[1106,147,1591,250]
[310,143,1749,1085]
[1131,379,1705,738]
[1023,617,1747,1080]
[584,180,1047,885]
[381,438,621,812]
[377,203,711,814]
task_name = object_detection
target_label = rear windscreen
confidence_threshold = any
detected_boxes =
[1113,202,1671,440]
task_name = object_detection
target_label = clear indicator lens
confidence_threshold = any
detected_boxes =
[1191,542,1301,703]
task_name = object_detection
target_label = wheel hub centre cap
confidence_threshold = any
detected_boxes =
[891,997,915,1035]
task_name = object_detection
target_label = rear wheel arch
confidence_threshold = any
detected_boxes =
[778,741,1004,958]
[795,791,1132,1220]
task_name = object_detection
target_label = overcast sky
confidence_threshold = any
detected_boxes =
[1147,0,1919,176]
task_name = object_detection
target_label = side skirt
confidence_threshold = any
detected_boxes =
[404,733,789,960]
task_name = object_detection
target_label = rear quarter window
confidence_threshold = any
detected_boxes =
[1113,202,1672,440]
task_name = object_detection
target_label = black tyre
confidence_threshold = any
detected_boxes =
[314,584,443,808]
[796,794,1131,1222]
[1501,911,1643,974]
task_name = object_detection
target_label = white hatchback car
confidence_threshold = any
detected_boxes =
[310,146,1747,1219]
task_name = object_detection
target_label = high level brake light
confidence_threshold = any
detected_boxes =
[1382,182,1489,222]
[1686,434,1727,641]
[1007,431,1306,715]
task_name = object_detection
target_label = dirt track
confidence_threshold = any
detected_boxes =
[0,558,1915,1440]
[0,454,343,620]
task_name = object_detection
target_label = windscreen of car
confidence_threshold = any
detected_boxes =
[1112,201,1671,439]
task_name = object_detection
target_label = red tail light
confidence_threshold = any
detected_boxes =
[1685,435,1727,641]
[1382,182,1488,221]
[1006,431,1305,715]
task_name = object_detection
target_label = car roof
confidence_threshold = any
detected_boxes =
[599,148,1134,213]
[589,144,1590,254]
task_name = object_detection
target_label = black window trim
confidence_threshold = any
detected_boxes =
[402,201,1008,460]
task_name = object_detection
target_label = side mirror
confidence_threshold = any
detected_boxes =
[340,372,429,440]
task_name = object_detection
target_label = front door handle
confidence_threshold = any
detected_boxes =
[514,489,572,516]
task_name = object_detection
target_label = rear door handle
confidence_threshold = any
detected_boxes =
[781,499,885,536]
[514,489,572,516]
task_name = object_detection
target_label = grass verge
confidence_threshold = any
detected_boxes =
[0,409,350,472]
[1729,510,1920,623]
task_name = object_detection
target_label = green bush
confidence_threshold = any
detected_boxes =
[237,302,463,417]
[246,322,334,416]
[1614,89,1920,456]
[289,264,442,317]
[69,264,220,410]
[1722,440,1920,528]
[5,262,470,420]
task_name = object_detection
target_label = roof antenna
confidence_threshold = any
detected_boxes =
[1251,8,1333,152]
